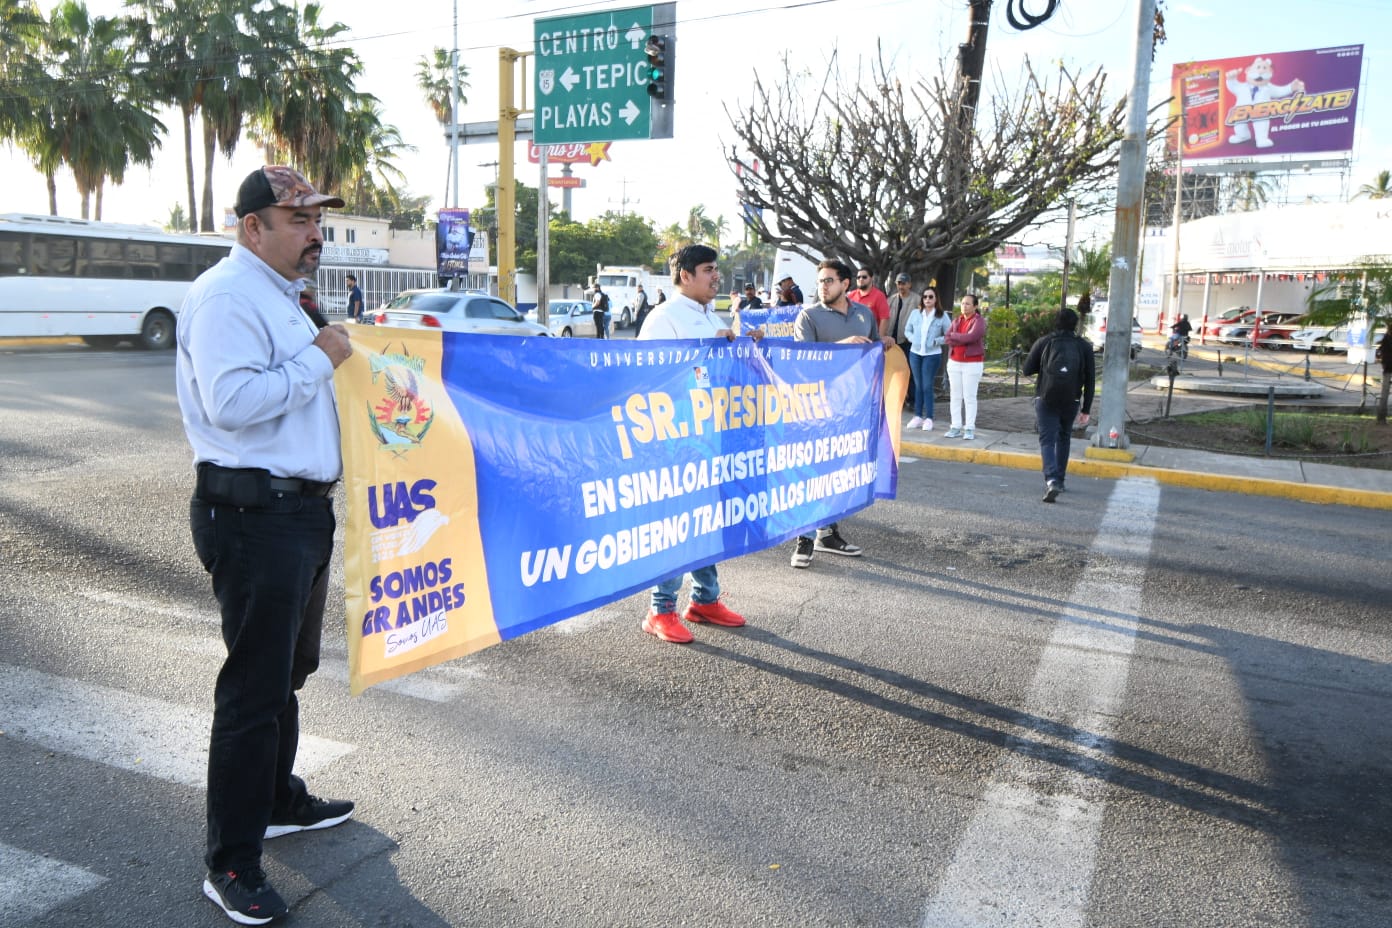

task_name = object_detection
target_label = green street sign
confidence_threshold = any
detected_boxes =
[534,2,675,144]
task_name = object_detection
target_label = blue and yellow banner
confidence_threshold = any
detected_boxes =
[735,304,803,339]
[336,329,900,694]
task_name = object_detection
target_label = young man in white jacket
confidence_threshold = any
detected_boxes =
[635,244,762,642]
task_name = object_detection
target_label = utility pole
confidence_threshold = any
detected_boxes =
[1092,0,1158,454]
[938,0,993,301]
[450,1,460,207]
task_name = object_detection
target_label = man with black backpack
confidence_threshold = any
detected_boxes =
[1022,307,1095,503]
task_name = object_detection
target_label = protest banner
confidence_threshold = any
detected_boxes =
[336,329,899,694]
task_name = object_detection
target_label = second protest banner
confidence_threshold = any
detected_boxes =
[336,329,898,693]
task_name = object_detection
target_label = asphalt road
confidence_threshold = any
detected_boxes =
[1,345,1387,928]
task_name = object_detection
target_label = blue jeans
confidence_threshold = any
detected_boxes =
[1035,397,1080,484]
[651,563,720,614]
[910,352,941,419]
[190,493,334,872]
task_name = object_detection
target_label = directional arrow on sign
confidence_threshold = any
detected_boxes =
[625,23,645,48]
[560,66,579,92]
[619,100,641,125]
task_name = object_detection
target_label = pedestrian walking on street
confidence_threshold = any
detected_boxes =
[177,165,356,925]
[943,293,986,440]
[1022,307,1095,502]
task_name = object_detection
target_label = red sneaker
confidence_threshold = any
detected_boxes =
[683,598,746,628]
[642,609,693,643]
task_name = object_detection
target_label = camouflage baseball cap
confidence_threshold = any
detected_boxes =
[234,165,344,217]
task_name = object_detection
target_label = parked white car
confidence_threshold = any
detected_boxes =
[527,300,598,338]
[372,290,551,337]
[1291,323,1350,353]
[1088,314,1143,359]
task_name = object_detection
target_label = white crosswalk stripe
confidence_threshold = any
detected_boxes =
[0,663,358,923]
[0,663,355,787]
[922,477,1161,927]
[0,841,106,925]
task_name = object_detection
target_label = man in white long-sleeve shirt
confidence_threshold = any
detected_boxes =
[177,165,355,926]
[634,244,761,642]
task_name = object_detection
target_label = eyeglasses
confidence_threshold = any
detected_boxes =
[922,293,936,298]
[816,277,840,285]
[856,275,869,280]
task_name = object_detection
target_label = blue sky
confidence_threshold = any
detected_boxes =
[3,0,1388,241]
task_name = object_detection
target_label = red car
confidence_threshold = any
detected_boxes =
[1199,306,1256,339]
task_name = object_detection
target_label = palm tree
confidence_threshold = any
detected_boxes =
[337,97,415,217]
[1356,170,1391,200]
[130,0,296,231]
[249,4,363,195]
[416,46,469,126]
[0,0,46,137]
[655,222,692,264]
[416,46,469,202]
[28,1,163,218]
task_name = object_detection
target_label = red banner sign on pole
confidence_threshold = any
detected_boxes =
[527,142,613,165]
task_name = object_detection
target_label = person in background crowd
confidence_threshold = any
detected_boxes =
[635,243,759,642]
[942,293,986,440]
[591,284,610,339]
[177,165,355,926]
[887,272,916,401]
[633,284,652,336]
[904,286,950,431]
[775,273,803,306]
[737,282,763,310]
[852,266,891,338]
[346,273,364,322]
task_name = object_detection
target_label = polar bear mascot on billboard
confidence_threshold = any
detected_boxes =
[1226,56,1306,149]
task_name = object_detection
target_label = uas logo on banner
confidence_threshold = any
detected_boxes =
[336,329,899,694]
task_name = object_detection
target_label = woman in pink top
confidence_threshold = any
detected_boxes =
[942,293,985,440]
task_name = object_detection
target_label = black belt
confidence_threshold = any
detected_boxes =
[269,476,337,497]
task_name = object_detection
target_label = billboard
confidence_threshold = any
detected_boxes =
[1169,45,1362,168]
[435,208,473,279]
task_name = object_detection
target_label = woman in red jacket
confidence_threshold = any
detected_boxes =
[942,293,985,439]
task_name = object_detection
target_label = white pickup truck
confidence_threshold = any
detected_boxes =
[590,264,664,329]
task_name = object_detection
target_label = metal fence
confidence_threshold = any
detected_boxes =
[314,265,440,318]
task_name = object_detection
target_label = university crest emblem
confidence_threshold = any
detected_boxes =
[366,345,435,452]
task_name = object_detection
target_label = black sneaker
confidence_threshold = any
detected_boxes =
[264,794,355,840]
[1043,480,1061,503]
[815,530,862,557]
[790,536,814,569]
[202,867,288,925]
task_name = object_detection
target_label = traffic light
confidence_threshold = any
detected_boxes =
[644,34,669,101]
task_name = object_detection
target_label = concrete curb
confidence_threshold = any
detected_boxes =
[900,437,1392,511]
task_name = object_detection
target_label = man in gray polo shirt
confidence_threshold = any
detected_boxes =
[789,258,890,569]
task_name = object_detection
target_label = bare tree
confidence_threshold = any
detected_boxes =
[726,51,1128,298]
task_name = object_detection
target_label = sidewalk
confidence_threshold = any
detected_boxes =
[899,376,1392,511]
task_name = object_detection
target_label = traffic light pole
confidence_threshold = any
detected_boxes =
[497,48,532,307]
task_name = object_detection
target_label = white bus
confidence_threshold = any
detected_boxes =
[0,213,232,349]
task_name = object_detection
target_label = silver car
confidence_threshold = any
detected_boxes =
[526,300,598,337]
[372,289,550,337]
